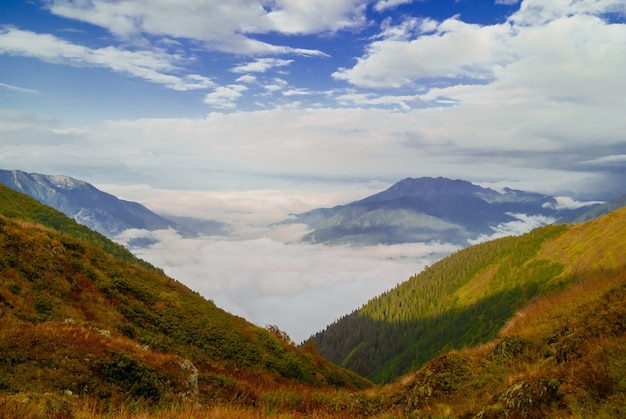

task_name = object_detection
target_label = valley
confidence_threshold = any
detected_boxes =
[1,178,626,417]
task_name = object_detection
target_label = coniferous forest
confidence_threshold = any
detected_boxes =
[313,225,568,383]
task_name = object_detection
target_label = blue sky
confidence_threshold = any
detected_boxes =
[2,0,626,341]
[2,0,519,120]
[2,0,626,201]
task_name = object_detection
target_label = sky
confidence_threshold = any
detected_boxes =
[2,0,626,341]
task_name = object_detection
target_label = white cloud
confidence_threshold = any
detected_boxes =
[468,213,556,245]
[374,0,414,12]
[265,0,370,34]
[0,26,215,91]
[3,105,623,200]
[0,82,40,94]
[96,184,384,230]
[333,17,511,87]
[283,88,312,96]
[235,74,258,84]
[45,0,354,55]
[334,1,626,107]
[511,0,626,26]
[126,228,457,342]
[336,91,424,110]
[98,184,460,342]
[264,78,289,92]
[542,196,605,211]
[232,58,294,73]
[204,85,248,108]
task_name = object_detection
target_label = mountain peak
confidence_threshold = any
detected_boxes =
[290,176,588,246]
[43,174,89,190]
[0,169,180,238]
[359,177,488,204]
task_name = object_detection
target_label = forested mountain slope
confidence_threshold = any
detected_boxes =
[0,184,370,416]
[313,206,626,384]
[381,210,626,417]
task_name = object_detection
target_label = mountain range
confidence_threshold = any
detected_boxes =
[1,170,612,250]
[1,179,626,417]
[287,177,596,246]
[0,169,229,240]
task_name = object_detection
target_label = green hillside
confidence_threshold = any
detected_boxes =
[379,208,626,417]
[0,183,162,274]
[313,209,623,384]
[0,184,370,417]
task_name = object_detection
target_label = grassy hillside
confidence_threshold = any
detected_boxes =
[378,210,626,417]
[0,185,371,417]
[0,183,162,274]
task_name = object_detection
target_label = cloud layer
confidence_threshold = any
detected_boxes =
[128,229,456,343]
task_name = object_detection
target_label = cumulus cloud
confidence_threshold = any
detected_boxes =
[265,0,370,34]
[45,0,357,55]
[333,17,511,87]
[336,91,425,110]
[204,85,248,108]
[235,74,258,84]
[374,0,414,12]
[232,58,294,73]
[0,26,215,91]
[334,1,626,110]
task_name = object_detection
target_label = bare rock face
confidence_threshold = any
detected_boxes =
[179,358,199,399]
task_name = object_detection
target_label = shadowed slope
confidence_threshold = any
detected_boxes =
[0,185,371,416]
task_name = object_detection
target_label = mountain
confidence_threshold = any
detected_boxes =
[311,205,626,385]
[0,183,370,417]
[557,193,626,225]
[0,169,229,239]
[287,177,588,246]
[381,214,626,417]
[2,182,626,417]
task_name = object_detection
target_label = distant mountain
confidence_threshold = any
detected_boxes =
[288,177,587,246]
[556,193,626,225]
[0,169,228,239]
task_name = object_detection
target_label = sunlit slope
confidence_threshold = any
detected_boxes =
[314,207,626,384]
[0,185,370,408]
[384,213,626,417]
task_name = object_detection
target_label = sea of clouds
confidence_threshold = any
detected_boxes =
[105,184,568,343]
